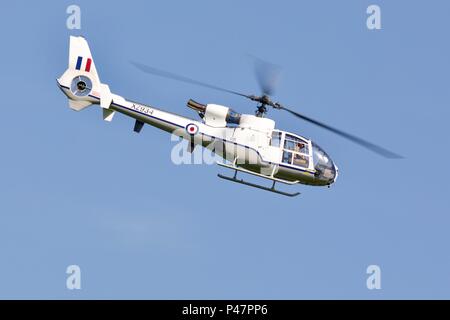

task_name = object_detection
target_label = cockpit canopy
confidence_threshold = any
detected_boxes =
[271,130,337,184]
[311,142,337,183]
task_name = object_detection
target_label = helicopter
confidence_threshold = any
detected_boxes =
[57,36,401,197]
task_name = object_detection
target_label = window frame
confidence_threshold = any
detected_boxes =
[270,130,282,148]
[280,132,313,170]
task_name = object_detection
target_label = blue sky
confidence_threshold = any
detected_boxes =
[0,0,449,299]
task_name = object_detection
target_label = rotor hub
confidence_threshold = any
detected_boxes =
[255,104,267,117]
[261,95,271,105]
[77,81,87,91]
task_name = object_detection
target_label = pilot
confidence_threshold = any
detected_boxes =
[295,142,305,153]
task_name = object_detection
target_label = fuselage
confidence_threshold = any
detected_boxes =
[58,81,338,187]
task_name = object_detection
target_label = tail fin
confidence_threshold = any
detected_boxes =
[57,36,114,120]
[68,36,100,83]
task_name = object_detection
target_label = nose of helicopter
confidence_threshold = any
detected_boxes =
[321,161,338,186]
[312,142,338,186]
[321,162,338,187]
[312,159,338,187]
[332,163,339,184]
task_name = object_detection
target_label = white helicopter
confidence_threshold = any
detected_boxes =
[57,36,400,197]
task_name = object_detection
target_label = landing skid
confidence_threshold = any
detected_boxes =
[218,173,300,197]
[216,162,300,197]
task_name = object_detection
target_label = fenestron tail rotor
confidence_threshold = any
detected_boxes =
[131,60,402,158]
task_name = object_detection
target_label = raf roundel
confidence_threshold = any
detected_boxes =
[186,123,199,135]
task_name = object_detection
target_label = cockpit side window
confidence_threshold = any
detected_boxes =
[271,131,282,147]
[292,153,309,167]
[282,151,293,164]
[284,134,309,155]
[282,134,311,168]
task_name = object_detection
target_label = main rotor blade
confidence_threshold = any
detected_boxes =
[279,105,403,159]
[250,55,282,96]
[131,61,251,99]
